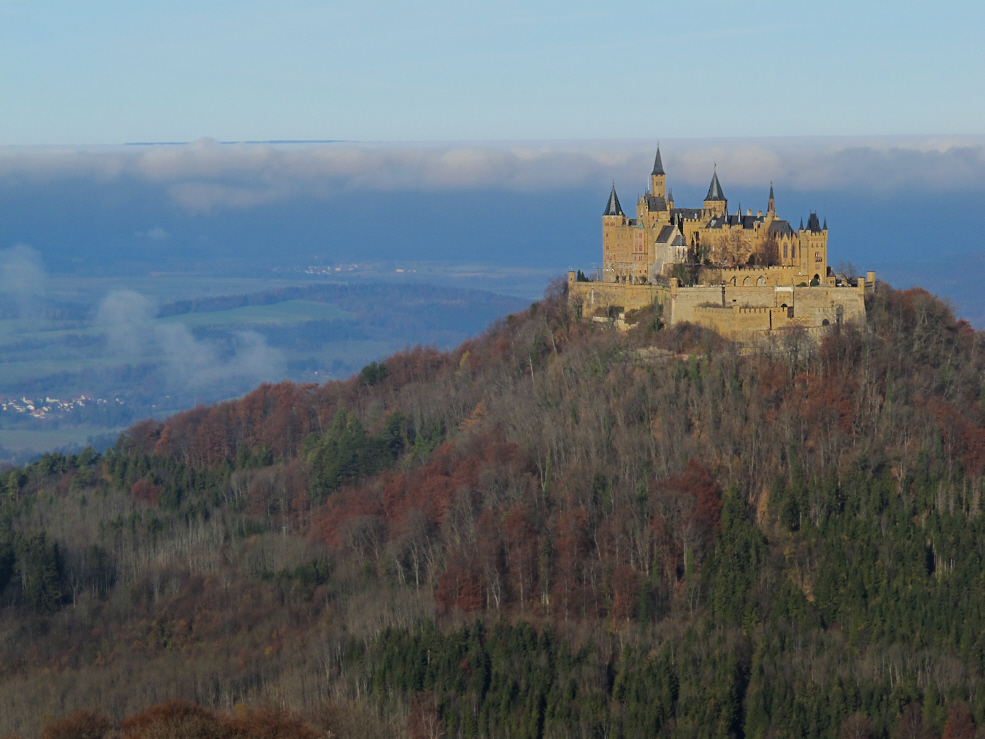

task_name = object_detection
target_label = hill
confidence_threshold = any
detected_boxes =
[1,278,984,738]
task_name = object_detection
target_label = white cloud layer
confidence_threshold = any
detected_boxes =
[1,136,983,213]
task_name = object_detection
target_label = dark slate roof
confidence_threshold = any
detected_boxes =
[807,212,823,233]
[705,170,726,201]
[644,194,667,211]
[706,214,763,230]
[768,220,795,237]
[671,207,704,220]
[651,147,665,176]
[603,185,624,216]
[656,225,677,242]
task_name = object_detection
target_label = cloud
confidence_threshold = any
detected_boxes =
[95,289,286,391]
[154,323,285,391]
[95,290,156,357]
[1,136,984,214]
[0,244,47,317]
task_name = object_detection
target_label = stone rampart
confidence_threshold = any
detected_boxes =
[568,273,666,315]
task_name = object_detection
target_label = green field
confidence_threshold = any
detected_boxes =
[158,299,351,328]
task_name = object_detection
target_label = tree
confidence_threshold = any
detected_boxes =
[942,702,975,739]
[41,709,112,739]
[840,713,874,739]
[16,531,64,613]
[709,229,753,269]
[756,230,781,267]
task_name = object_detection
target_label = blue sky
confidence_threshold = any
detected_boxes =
[2,1,983,144]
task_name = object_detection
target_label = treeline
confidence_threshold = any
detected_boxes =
[3,279,985,736]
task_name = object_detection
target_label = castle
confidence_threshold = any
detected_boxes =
[570,148,875,341]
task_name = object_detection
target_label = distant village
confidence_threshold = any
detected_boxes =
[0,394,124,421]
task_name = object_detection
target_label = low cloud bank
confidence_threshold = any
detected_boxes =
[1,136,983,213]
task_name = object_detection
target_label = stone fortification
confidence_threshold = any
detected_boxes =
[569,146,876,341]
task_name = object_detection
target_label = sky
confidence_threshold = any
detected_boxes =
[1,1,983,145]
[1,2,985,321]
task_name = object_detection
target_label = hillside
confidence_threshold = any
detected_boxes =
[1,277,985,738]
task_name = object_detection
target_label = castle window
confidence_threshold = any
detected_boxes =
[791,245,796,259]
[783,244,788,259]
[815,251,822,262]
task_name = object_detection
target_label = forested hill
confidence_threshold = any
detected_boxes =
[3,279,985,738]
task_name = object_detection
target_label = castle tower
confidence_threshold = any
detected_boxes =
[602,184,628,281]
[603,184,624,218]
[768,183,775,214]
[703,168,727,217]
[650,147,666,198]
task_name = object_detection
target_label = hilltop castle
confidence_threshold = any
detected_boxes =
[602,146,829,286]
[570,148,875,341]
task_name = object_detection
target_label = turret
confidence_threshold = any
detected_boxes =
[603,184,624,217]
[650,147,666,197]
[703,168,727,216]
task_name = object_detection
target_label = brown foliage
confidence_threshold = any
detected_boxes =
[943,702,976,739]
[928,398,985,477]
[121,700,227,739]
[41,710,112,739]
[223,706,318,739]
[130,478,163,505]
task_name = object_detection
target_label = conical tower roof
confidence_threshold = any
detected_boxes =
[603,184,624,216]
[651,147,665,176]
[705,169,726,201]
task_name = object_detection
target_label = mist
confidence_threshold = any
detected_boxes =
[95,289,287,395]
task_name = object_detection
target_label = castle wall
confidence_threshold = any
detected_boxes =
[568,273,667,314]
[668,281,869,340]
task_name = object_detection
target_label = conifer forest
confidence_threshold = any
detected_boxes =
[3,278,985,739]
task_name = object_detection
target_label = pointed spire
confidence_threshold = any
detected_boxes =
[768,182,775,213]
[668,188,673,202]
[823,218,827,230]
[800,218,804,231]
[705,168,726,201]
[603,184,624,216]
[651,146,665,176]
